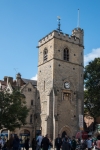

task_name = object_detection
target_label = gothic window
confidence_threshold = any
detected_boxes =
[30,114,32,123]
[31,100,33,105]
[63,48,69,61]
[44,49,48,62]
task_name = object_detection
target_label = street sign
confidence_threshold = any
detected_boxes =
[79,114,83,130]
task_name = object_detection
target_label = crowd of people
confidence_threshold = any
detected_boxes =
[0,134,31,150]
[32,133,100,150]
[0,133,100,150]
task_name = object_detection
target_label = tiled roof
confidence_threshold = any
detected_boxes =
[22,78,37,86]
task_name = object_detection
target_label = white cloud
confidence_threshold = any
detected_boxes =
[31,74,37,80]
[84,48,100,66]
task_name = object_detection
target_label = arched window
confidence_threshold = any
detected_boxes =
[31,100,33,105]
[30,114,32,123]
[63,48,69,61]
[44,49,48,62]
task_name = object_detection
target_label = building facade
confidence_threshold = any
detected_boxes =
[0,74,38,143]
[37,28,84,139]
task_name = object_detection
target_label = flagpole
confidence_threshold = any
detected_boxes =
[77,9,80,28]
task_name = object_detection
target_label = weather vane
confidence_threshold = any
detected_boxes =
[57,16,62,32]
[14,68,18,73]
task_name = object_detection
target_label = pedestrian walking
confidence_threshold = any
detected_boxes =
[0,137,3,149]
[36,133,43,150]
[12,135,20,150]
[62,137,71,150]
[7,134,14,150]
[96,135,100,150]
[55,134,62,150]
[24,138,30,150]
[86,136,92,150]
[41,134,49,150]
[48,138,52,150]
[32,138,36,150]
[71,136,76,150]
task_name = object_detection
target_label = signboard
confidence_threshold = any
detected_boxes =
[79,114,83,130]
[20,133,30,136]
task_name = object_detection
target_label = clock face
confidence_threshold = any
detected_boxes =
[64,82,70,89]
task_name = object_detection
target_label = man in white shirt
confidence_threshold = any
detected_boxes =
[36,133,43,150]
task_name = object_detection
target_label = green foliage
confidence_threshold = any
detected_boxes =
[84,58,100,118]
[0,90,29,131]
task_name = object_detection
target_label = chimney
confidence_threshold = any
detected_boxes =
[4,76,13,85]
[4,76,8,82]
[7,77,13,85]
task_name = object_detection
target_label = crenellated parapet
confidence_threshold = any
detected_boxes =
[72,28,84,46]
[38,30,80,47]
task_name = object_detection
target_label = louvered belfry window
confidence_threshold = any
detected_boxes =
[64,48,69,61]
[44,49,48,62]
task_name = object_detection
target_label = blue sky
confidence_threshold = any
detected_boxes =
[0,0,100,80]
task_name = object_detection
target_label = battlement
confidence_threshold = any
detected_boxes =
[72,27,83,32]
[38,30,80,47]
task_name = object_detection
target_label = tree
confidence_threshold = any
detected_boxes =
[0,90,29,131]
[84,58,100,119]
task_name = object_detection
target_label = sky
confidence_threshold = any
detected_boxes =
[0,0,100,81]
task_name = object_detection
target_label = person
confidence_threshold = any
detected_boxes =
[76,139,80,150]
[41,134,49,150]
[71,136,76,150]
[36,133,43,150]
[12,135,20,150]
[62,137,71,150]
[86,136,92,150]
[7,134,14,150]
[0,137,3,149]
[24,138,30,150]
[2,140,7,150]
[55,134,62,150]
[96,135,100,150]
[81,139,87,150]
[68,137,71,146]
[32,138,36,150]
[48,138,52,150]
[19,138,22,150]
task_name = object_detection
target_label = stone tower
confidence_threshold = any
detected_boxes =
[16,73,21,87]
[37,27,84,139]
